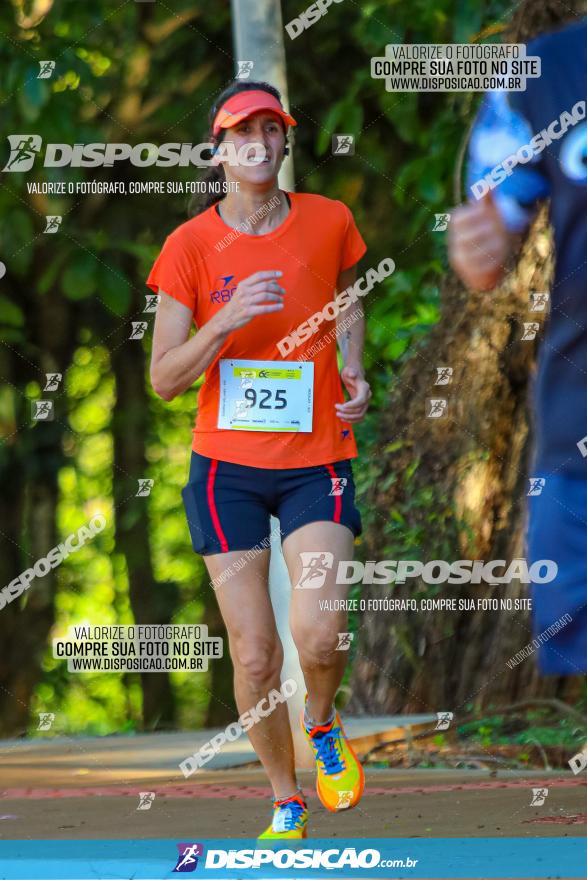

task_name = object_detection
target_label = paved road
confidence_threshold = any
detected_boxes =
[1,764,586,839]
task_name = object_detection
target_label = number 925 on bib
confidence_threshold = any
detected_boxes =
[217,359,314,432]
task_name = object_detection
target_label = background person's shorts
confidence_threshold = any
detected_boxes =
[526,473,587,674]
[181,452,362,556]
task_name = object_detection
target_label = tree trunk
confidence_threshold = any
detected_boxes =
[0,281,74,735]
[110,329,177,730]
[349,0,586,716]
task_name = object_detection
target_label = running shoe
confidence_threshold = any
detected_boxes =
[257,793,308,839]
[302,708,365,812]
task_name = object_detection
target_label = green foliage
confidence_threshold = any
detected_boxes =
[0,0,514,735]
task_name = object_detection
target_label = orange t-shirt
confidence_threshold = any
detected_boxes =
[146,191,367,469]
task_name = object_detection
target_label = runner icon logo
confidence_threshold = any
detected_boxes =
[569,748,587,776]
[336,632,354,651]
[32,400,53,421]
[37,713,55,730]
[329,477,347,496]
[521,322,540,341]
[44,215,62,233]
[137,792,156,810]
[530,292,549,311]
[38,61,55,79]
[435,367,453,385]
[336,790,355,809]
[3,134,42,171]
[44,373,62,391]
[173,843,204,873]
[527,477,546,496]
[426,398,447,418]
[435,711,453,731]
[530,788,549,806]
[432,213,451,231]
[295,551,334,589]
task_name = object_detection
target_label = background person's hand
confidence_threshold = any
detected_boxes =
[448,192,513,291]
[216,270,285,333]
[336,365,372,423]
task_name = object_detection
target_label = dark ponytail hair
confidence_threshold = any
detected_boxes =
[189,79,286,217]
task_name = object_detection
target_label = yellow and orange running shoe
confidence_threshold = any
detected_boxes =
[257,793,308,839]
[302,708,365,812]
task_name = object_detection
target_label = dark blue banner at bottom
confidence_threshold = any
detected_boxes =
[0,838,585,879]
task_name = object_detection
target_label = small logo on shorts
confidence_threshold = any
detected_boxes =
[329,477,347,496]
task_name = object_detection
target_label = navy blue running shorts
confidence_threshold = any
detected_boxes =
[526,473,587,674]
[181,452,362,556]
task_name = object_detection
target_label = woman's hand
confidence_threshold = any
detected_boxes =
[216,270,285,333]
[336,365,372,423]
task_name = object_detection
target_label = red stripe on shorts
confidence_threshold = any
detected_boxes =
[325,463,342,523]
[207,459,229,552]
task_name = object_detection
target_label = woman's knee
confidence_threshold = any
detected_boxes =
[291,620,343,666]
[230,633,283,687]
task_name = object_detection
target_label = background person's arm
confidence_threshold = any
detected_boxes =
[449,90,549,291]
[448,193,519,291]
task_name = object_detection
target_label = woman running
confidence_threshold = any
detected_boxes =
[147,79,371,839]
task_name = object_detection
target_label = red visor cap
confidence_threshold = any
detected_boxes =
[212,90,297,137]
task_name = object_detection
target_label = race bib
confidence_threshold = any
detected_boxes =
[218,359,314,432]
